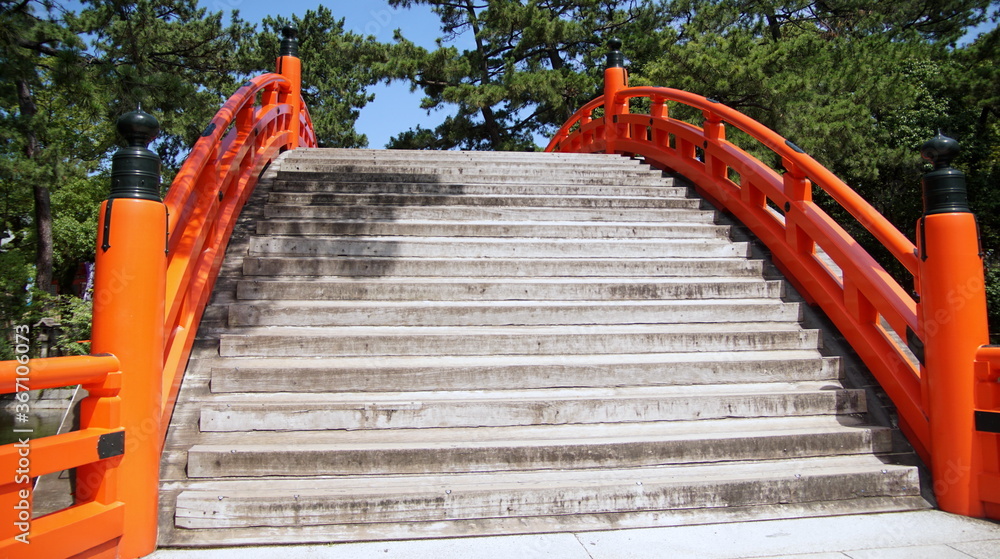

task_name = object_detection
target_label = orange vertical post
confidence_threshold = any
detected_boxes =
[916,134,990,516]
[603,38,628,154]
[85,110,167,557]
[276,26,302,149]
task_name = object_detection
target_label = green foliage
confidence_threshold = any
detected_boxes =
[383,0,661,150]
[23,291,93,357]
[0,0,259,352]
[630,0,999,338]
[238,6,382,148]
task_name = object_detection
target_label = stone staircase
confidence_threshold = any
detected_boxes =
[158,148,928,547]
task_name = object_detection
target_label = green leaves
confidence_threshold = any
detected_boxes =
[241,6,382,148]
[384,0,659,150]
[641,0,999,338]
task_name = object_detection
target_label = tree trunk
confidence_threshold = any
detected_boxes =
[16,77,55,294]
[480,105,504,150]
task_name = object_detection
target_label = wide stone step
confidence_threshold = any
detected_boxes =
[254,219,728,239]
[269,192,704,210]
[218,323,819,357]
[285,148,644,163]
[247,236,748,258]
[272,180,685,197]
[282,151,651,167]
[185,416,890,478]
[199,383,864,432]
[242,256,765,278]
[235,277,782,301]
[227,299,801,327]
[279,159,662,173]
[264,205,716,222]
[173,456,920,533]
[276,169,666,185]
[208,350,843,393]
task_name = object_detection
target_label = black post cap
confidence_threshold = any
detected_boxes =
[605,38,624,69]
[920,133,969,215]
[280,26,299,57]
[109,109,162,202]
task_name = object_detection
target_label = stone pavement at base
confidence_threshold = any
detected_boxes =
[150,510,1000,559]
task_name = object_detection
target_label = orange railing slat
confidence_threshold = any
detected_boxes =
[0,354,120,393]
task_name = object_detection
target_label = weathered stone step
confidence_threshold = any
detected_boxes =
[264,204,716,222]
[218,323,819,357]
[254,219,728,239]
[275,168,666,185]
[267,191,703,208]
[283,150,651,167]
[185,416,890,478]
[272,180,685,197]
[227,299,801,327]
[235,277,782,301]
[242,256,764,278]
[209,350,842,393]
[199,383,864,432]
[247,236,748,258]
[173,456,919,532]
[286,147,642,163]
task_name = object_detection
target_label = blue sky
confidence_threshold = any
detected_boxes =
[201,0,460,148]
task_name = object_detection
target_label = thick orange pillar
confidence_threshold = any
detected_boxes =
[276,26,302,149]
[85,110,166,557]
[917,134,990,516]
[603,38,628,154]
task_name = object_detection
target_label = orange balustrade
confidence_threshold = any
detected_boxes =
[0,355,124,558]
[974,346,1000,518]
[548,49,994,519]
[161,67,314,440]
[0,26,314,558]
[549,84,928,455]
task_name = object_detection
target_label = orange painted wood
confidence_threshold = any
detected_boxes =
[0,354,119,393]
[0,428,123,479]
[0,501,124,559]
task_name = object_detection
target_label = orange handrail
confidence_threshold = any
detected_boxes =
[0,27,315,559]
[161,69,316,442]
[0,355,124,558]
[549,50,993,519]
[548,84,928,455]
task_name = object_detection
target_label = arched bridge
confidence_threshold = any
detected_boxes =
[2,31,998,558]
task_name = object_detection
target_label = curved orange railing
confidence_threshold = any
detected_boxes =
[0,37,315,558]
[549,61,995,519]
[161,70,316,440]
[549,83,927,455]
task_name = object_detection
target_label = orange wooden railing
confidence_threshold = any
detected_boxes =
[0,27,315,559]
[548,40,996,519]
[1,355,124,557]
[974,345,1000,519]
